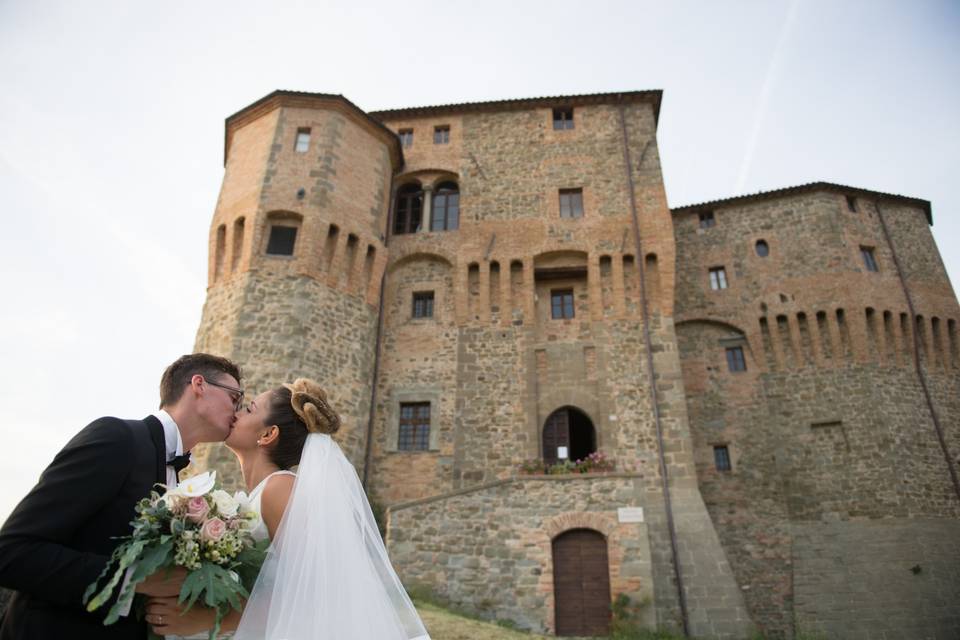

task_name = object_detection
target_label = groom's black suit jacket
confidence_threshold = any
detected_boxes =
[0,415,167,639]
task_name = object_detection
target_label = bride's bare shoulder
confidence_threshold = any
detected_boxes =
[261,473,296,538]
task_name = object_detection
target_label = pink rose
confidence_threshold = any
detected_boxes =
[185,496,210,524]
[201,517,226,542]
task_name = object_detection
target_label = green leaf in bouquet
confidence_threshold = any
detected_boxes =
[179,563,250,640]
[83,536,135,606]
[233,537,270,591]
[102,539,174,625]
[179,562,249,611]
[85,538,147,613]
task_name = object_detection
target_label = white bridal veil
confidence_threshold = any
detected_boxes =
[234,433,430,640]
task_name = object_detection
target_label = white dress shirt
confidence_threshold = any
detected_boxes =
[153,409,185,488]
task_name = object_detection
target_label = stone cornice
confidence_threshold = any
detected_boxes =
[368,90,663,127]
[223,90,404,168]
[672,181,933,225]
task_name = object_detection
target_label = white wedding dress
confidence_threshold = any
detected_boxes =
[169,470,294,640]
[233,434,430,640]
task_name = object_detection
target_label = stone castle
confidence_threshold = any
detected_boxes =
[192,90,960,639]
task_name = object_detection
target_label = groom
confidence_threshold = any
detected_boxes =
[0,353,243,639]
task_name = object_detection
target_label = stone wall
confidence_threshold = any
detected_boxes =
[193,270,381,489]
[393,476,668,633]
[792,518,960,640]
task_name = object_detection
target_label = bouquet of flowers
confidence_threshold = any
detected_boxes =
[84,471,268,640]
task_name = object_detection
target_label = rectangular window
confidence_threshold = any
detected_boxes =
[398,402,430,451]
[861,246,878,272]
[559,188,584,218]
[266,225,297,256]
[714,445,732,471]
[433,125,450,144]
[551,289,575,319]
[412,291,434,318]
[709,267,728,290]
[726,346,747,372]
[398,129,413,148]
[699,211,715,228]
[552,107,574,130]
[294,128,311,153]
[846,195,858,212]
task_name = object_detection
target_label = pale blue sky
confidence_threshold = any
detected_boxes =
[1,0,957,520]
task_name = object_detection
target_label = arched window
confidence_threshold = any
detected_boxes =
[543,407,596,464]
[393,184,423,235]
[431,182,459,231]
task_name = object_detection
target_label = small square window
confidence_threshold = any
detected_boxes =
[266,225,297,256]
[726,346,746,372]
[551,289,575,319]
[412,291,434,318]
[398,129,413,148]
[699,211,715,228]
[398,402,430,451]
[714,445,732,471]
[294,128,311,153]
[846,195,858,212]
[709,267,728,290]
[433,125,450,144]
[552,107,574,130]
[559,189,584,218]
[861,246,878,272]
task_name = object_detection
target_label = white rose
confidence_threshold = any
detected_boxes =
[211,489,239,517]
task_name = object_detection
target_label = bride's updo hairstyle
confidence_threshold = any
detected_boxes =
[265,378,341,470]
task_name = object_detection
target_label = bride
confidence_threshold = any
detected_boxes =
[146,379,430,639]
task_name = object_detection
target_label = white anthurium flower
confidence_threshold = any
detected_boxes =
[211,489,240,517]
[169,471,217,497]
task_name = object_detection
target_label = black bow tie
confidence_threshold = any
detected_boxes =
[168,453,191,473]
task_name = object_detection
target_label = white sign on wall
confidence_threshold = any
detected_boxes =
[617,507,645,523]
[557,446,568,460]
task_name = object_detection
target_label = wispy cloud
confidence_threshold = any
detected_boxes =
[735,0,802,194]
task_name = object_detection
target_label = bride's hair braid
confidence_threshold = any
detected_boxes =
[265,378,340,469]
[283,379,340,435]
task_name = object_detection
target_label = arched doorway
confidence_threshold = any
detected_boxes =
[542,407,595,464]
[552,528,611,636]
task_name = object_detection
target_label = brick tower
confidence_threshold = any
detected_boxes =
[192,92,402,487]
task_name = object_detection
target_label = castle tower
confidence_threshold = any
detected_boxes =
[672,185,960,638]
[192,92,402,488]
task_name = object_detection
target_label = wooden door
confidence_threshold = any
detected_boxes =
[543,410,570,463]
[552,529,611,636]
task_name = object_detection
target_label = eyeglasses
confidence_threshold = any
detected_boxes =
[205,378,245,411]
